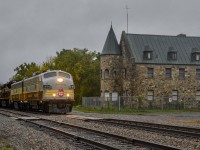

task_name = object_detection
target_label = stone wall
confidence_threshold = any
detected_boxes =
[134,64,200,100]
[120,32,135,96]
[100,55,122,94]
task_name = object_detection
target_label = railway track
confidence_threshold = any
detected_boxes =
[0,109,182,150]
[85,118,200,138]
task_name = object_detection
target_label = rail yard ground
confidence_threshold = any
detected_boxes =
[0,108,200,150]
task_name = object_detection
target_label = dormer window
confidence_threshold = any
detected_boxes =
[143,45,153,60]
[167,47,177,60]
[191,48,200,61]
[168,52,177,60]
[143,51,152,60]
[196,54,200,60]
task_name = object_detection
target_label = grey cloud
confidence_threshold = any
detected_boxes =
[1,0,200,83]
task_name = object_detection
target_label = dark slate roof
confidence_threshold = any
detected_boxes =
[101,25,121,55]
[126,33,200,65]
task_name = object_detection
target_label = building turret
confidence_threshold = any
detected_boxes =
[100,25,122,99]
[101,25,121,55]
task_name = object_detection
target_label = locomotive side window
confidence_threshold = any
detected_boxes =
[44,72,57,78]
[43,85,52,90]
[59,72,70,78]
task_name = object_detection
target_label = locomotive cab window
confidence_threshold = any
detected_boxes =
[59,72,70,78]
[44,72,57,78]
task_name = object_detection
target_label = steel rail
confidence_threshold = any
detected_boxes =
[18,118,124,150]
[86,118,200,138]
[39,118,182,150]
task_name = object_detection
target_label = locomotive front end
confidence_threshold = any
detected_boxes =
[42,70,75,113]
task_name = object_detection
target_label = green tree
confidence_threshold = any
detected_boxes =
[12,62,40,81]
[40,56,56,72]
[54,48,100,105]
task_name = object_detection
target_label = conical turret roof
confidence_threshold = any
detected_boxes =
[101,25,121,55]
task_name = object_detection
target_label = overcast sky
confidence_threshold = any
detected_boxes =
[1,0,200,83]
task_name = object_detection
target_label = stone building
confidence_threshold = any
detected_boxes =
[100,25,200,102]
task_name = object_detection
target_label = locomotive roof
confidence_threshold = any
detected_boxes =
[11,70,70,85]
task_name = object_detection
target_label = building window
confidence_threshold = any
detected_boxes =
[196,54,200,61]
[179,68,185,79]
[113,70,117,78]
[196,91,200,101]
[191,53,200,61]
[191,48,200,61]
[196,69,200,79]
[112,92,118,101]
[104,69,109,79]
[165,68,172,78]
[123,68,127,79]
[147,90,154,101]
[172,90,178,101]
[167,52,177,60]
[147,68,154,78]
[143,51,153,60]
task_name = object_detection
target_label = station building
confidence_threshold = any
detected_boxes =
[100,25,200,102]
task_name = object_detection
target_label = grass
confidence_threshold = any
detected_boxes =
[73,105,200,114]
[0,139,15,150]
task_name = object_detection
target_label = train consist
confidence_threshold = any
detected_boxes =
[0,70,75,113]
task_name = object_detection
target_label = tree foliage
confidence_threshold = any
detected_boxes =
[11,48,100,105]
[54,48,100,105]
[12,62,40,81]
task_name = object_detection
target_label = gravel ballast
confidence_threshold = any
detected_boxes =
[0,115,80,150]
[0,110,200,150]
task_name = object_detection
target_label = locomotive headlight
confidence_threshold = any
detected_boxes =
[57,78,63,82]
[67,93,70,97]
[53,93,56,97]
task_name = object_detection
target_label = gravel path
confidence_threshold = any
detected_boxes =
[1,110,200,150]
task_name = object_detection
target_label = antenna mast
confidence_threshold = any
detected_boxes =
[125,5,130,33]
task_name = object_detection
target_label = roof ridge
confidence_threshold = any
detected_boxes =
[127,33,200,38]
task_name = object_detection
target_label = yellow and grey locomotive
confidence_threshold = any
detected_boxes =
[0,70,75,113]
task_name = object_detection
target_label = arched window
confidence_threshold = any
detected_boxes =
[104,69,109,79]
[113,70,117,78]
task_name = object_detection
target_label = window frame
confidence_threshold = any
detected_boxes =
[167,52,177,60]
[196,91,200,101]
[143,51,153,60]
[123,68,127,79]
[147,68,154,78]
[178,68,185,79]
[147,90,154,101]
[58,72,70,78]
[172,90,178,101]
[104,69,109,79]
[196,69,200,79]
[191,52,200,61]
[43,72,57,78]
[165,68,172,78]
